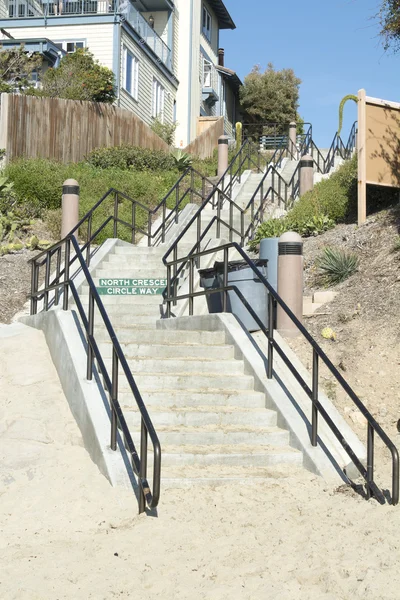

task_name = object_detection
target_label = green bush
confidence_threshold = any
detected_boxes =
[150,117,177,146]
[85,145,175,171]
[316,247,359,285]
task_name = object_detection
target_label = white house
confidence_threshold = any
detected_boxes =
[174,0,240,147]
[0,0,241,146]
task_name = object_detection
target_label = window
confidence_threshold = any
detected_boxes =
[202,58,212,88]
[202,5,212,41]
[122,46,139,100]
[152,78,165,121]
[54,41,85,53]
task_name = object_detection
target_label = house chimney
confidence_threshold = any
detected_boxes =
[218,48,225,67]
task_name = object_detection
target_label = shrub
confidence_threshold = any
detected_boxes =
[316,247,359,285]
[44,208,62,240]
[171,150,193,172]
[85,145,175,171]
[248,217,289,251]
[150,117,177,146]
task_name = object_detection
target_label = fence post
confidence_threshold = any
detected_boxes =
[218,135,229,178]
[277,232,303,337]
[288,122,298,159]
[61,179,79,239]
[299,155,314,197]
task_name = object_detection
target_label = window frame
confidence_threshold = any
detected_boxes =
[122,46,139,101]
[54,40,85,54]
[202,57,212,88]
[152,78,165,122]
[202,5,212,41]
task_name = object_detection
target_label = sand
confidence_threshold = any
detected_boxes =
[2,325,400,600]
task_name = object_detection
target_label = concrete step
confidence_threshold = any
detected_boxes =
[93,328,227,345]
[97,341,235,360]
[115,372,255,391]
[76,294,162,305]
[94,315,158,327]
[102,357,245,376]
[93,269,167,279]
[151,426,290,446]
[124,406,277,428]
[119,389,267,408]
[105,256,165,267]
[91,304,162,317]
[152,445,302,467]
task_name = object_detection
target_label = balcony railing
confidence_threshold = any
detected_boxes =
[4,0,172,71]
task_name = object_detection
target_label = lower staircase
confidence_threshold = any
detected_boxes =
[73,243,303,486]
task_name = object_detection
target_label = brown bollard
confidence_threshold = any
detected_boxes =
[61,179,79,239]
[217,135,229,178]
[299,154,314,197]
[288,121,298,159]
[277,232,303,338]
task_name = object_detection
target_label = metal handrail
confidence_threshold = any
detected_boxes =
[162,237,400,506]
[30,235,161,514]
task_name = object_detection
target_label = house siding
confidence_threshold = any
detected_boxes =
[119,28,175,127]
[1,22,114,68]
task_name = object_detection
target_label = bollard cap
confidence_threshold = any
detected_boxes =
[62,178,79,195]
[278,231,303,255]
[289,121,297,128]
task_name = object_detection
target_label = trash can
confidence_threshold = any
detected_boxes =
[259,237,279,292]
[215,259,268,332]
[198,266,223,313]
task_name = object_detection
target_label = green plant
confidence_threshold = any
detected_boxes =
[235,122,242,152]
[316,247,359,285]
[0,46,42,94]
[392,235,400,252]
[150,117,177,146]
[34,48,116,103]
[85,145,175,171]
[171,150,193,172]
[338,95,357,135]
[248,217,289,251]
[288,214,335,236]
[44,208,62,240]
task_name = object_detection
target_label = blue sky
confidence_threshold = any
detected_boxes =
[220,0,398,146]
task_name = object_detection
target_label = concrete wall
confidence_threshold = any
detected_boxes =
[0,92,170,163]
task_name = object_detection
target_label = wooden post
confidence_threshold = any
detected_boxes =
[357,89,367,225]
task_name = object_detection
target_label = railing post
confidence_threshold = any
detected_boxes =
[312,349,319,446]
[86,290,95,381]
[139,419,148,514]
[190,169,195,202]
[162,202,166,243]
[196,214,202,268]
[132,204,136,245]
[44,252,51,311]
[267,293,274,379]
[86,214,92,267]
[61,179,79,239]
[54,246,62,306]
[366,423,374,499]
[110,348,118,452]
[147,212,152,247]
[189,258,194,316]
[240,212,245,246]
[216,189,221,239]
[229,202,233,242]
[175,182,179,223]
[30,261,38,315]
[113,191,118,238]
[63,239,70,311]
[173,246,178,306]
[166,265,172,318]
[222,247,228,312]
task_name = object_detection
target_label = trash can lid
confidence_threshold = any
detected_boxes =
[213,259,268,273]
[198,267,218,276]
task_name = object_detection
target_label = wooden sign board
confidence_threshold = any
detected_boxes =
[358,89,400,224]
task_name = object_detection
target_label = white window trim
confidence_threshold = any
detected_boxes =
[122,46,139,101]
[202,5,212,41]
[152,78,165,122]
[202,57,212,88]
[53,40,86,54]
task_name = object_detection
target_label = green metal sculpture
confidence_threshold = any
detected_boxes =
[338,95,358,135]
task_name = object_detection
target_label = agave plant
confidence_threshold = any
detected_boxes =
[171,150,193,172]
[316,247,359,285]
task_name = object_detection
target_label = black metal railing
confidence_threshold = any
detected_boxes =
[162,238,399,506]
[29,235,161,514]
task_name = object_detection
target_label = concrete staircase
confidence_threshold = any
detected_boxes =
[73,243,304,486]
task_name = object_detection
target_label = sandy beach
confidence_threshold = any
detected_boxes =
[2,325,400,600]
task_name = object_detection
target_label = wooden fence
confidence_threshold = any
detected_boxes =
[184,116,224,159]
[0,93,169,163]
